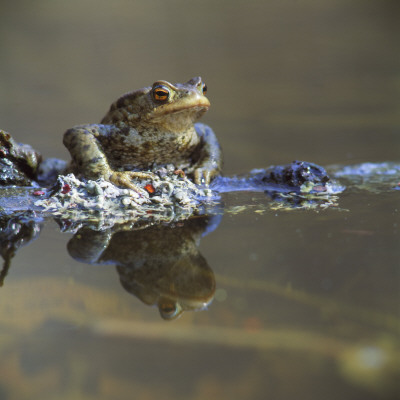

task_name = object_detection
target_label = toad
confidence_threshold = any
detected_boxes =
[63,77,222,192]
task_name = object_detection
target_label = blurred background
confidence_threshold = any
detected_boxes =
[0,1,399,400]
[1,0,399,174]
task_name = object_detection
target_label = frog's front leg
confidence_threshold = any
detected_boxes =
[193,123,223,185]
[63,124,155,193]
[63,124,112,180]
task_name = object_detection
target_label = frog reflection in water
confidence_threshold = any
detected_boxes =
[63,77,222,193]
[66,216,218,320]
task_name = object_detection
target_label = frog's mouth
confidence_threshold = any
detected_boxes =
[151,96,210,126]
[164,103,210,116]
[154,96,210,117]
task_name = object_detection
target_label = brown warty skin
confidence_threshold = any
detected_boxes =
[63,77,222,192]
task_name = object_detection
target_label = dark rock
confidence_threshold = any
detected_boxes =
[252,160,331,188]
[0,130,42,186]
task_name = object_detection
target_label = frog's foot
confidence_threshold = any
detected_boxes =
[194,167,217,186]
[110,171,158,194]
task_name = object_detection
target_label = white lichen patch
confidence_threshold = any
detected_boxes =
[34,166,216,226]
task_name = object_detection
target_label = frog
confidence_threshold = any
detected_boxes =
[63,77,222,193]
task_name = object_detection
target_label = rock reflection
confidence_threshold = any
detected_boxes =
[0,212,42,286]
[67,216,220,319]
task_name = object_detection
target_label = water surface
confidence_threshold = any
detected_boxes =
[0,1,399,399]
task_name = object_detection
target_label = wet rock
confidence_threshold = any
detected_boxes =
[253,160,331,188]
[0,212,43,285]
[37,157,68,185]
[0,130,42,186]
[34,170,217,227]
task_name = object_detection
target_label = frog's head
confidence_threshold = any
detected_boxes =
[102,77,210,133]
[158,298,183,320]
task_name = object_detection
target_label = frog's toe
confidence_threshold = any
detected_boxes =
[110,172,147,195]
[125,171,160,181]
[194,168,212,186]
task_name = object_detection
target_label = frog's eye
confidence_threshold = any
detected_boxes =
[202,84,207,95]
[152,85,170,102]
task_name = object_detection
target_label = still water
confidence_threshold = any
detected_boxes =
[0,1,399,399]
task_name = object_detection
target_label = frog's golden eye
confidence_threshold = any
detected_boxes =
[152,85,170,102]
[202,84,207,95]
